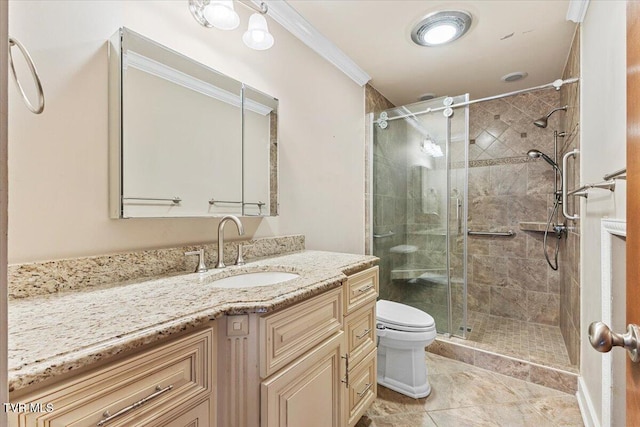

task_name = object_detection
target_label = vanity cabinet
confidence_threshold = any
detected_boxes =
[9,327,215,427]
[218,266,379,427]
[8,265,378,427]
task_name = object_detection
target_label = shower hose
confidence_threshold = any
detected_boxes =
[543,196,562,271]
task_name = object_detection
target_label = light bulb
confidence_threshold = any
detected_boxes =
[243,13,274,50]
[203,0,240,30]
[252,31,265,43]
[423,23,458,45]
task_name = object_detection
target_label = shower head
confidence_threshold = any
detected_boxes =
[527,149,562,175]
[533,117,549,128]
[533,105,568,128]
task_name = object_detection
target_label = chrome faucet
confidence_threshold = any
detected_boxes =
[216,215,245,268]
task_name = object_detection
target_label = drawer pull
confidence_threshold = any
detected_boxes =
[357,383,372,397]
[356,328,371,340]
[341,354,349,388]
[357,284,374,294]
[97,384,173,426]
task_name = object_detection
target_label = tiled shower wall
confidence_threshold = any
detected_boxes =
[559,27,581,366]
[466,89,563,327]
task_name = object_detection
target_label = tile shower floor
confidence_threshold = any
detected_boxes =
[462,311,576,372]
[357,352,584,427]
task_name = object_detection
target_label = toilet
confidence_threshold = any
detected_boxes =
[376,299,437,398]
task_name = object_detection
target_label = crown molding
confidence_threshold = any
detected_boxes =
[566,0,590,23]
[258,0,371,87]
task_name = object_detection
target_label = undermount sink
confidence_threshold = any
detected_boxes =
[210,271,300,288]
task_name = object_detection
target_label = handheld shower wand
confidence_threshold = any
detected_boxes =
[527,149,562,177]
[527,148,565,270]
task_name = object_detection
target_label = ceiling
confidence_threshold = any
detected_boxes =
[287,0,578,106]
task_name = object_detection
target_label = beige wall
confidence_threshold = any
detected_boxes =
[8,1,365,263]
[580,0,627,423]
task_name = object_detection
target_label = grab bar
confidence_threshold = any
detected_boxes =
[373,231,395,238]
[603,168,626,181]
[467,229,514,237]
[562,149,580,220]
[122,196,182,204]
[8,37,45,114]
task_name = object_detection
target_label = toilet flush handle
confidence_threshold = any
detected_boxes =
[376,323,387,337]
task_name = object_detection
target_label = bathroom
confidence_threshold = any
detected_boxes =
[0,0,633,426]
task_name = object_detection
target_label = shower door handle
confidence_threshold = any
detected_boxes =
[588,321,640,362]
[455,198,462,234]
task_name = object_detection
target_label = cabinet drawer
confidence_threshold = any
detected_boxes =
[346,350,377,427]
[344,266,378,315]
[142,397,212,427]
[260,288,343,378]
[344,302,376,368]
[11,328,213,427]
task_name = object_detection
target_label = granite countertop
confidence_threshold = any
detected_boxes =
[8,250,378,392]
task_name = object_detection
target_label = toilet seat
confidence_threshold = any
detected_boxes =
[377,300,435,333]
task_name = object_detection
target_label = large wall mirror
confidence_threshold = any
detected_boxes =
[109,27,278,218]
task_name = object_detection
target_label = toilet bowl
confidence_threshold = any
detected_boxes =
[376,299,436,398]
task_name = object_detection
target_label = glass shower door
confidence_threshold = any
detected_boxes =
[372,95,468,337]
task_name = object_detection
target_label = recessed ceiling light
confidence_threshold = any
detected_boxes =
[411,11,472,47]
[501,71,528,82]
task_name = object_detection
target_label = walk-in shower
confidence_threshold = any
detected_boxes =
[369,84,578,373]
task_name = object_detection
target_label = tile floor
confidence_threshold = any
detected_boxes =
[357,352,584,427]
[464,312,576,371]
[419,306,575,372]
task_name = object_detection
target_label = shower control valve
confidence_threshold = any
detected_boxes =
[553,224,567,238]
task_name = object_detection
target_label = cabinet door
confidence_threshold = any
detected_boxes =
[261,332,345,427]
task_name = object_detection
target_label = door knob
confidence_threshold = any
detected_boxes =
[588,321,640,362]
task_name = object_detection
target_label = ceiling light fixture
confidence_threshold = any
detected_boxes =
[411,10,472,47]
[189,0,274,50]
[203,0,240,30]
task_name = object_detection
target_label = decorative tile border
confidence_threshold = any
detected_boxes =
[427,337,578,394]
[451,155,537,170]
[8,235,305,299]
